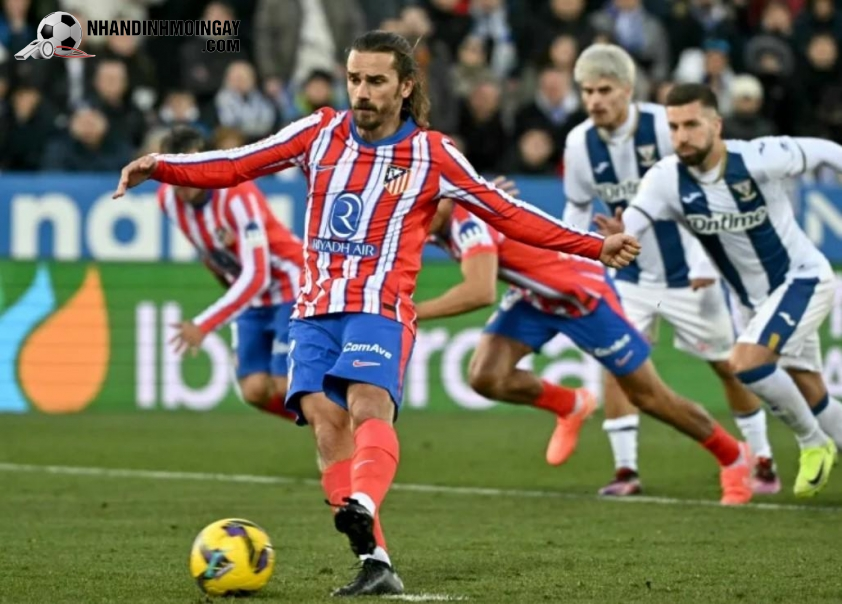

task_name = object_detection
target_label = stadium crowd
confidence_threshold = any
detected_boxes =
[0,0,840,180]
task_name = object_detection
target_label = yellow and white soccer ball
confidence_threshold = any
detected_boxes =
[189,518,275,596]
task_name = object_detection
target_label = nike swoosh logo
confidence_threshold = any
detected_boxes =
[808,458,826,487]
[352,360,380,368]
[615,350,634,367]
[315,164,336,172]
[353,460,374,471]
[682,192,702,204]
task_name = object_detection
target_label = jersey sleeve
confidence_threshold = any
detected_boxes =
[192,190,272,333]
[450,209,499,259]
[625,161,681,239]
[437,136,604,260]
[152,111,328,189]
[562,129,596,206]
[748,136,808,182]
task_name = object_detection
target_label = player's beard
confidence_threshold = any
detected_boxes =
[352,91,402,132]
[677,136,715,167]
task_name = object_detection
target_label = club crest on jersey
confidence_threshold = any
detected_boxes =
[730,179,757,202]
[383,164,412,195]
[636,144,657,168]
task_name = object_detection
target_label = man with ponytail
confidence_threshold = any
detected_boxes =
[113,30,641,597]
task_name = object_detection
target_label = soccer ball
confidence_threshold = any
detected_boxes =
[189,518,275,596]
[37,12,82,57]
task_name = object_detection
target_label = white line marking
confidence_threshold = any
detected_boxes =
[385,595,468,602]
[0,462,839,513]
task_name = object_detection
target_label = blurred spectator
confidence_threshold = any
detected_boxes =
[675,39,736,115]
[591,0,671,83]
[86,59,146,146]
[356,0,415,30]
[794,0,842,55]
[0,0,34,59]
[179,1,248,105]
[254,0,364,106]
[98,33,157,106]
[722,74,776,139]
[158,90,210,135]
[0,84,55,170]
[283,69,344,123]
[528,0,594,69]
[41,107,133,172]
[215,60,277,141]
[450,35,496,99]
[421,0,473,58]
[469,0,518,79]
[664,1,706,69]
[802,33,841,109]
[518,33,579,102]
[457,78,509,174]
[213,125,248,150]
[514,66,582,164]
[502,128,558,175]
[401,5,457,133]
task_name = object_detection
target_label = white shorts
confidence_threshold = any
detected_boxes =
[737,276,834,372]
[615,280,735,361]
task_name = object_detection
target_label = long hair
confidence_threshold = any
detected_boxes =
[350,30,431,129]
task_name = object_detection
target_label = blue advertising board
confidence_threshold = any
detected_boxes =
[1,172,842,262]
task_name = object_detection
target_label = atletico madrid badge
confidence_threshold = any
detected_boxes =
[383,164,412,195]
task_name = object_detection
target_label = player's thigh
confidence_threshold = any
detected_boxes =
[614,281,658,339]
[286,317,344,424]
[737,276,834,369]
[660,284,735,361]
[238,372,272,404]
[233,308,274,379]
[469,333,534,379]
[326,313,415,420]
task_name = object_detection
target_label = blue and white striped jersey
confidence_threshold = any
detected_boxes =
[564,102,715,287]
[628,136,833,310]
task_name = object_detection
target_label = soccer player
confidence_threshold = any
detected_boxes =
[619,82,842,498]
[113,31,641,597]
[561,44,778,496]
[157,127,301,421]
[421,195,753,507]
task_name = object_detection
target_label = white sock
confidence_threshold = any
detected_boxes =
[349,492,376,516]
[602,414,639,471]
[734,408,773,459]
[361,546,391,567]
[814,394,842,450]
[737,365,828,449]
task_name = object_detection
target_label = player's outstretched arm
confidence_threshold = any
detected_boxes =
[416,252,498,320]
[113,112,325,197]
[437,143,640,267]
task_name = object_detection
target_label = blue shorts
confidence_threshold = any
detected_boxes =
[285,313,414,425]
[484,295,650,376]
[232,303,294,379]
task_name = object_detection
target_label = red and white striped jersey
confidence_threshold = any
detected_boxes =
[433,205,614,318]
[157,180,303,334]
[152,108,604,333]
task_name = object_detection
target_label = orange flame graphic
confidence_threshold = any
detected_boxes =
[19,266,109,413]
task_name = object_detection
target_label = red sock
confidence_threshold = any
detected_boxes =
[258,394,297,422]
[322,459,387,549]
[701,423,741,467]
[350,419,400,513]
[532,381,578,417]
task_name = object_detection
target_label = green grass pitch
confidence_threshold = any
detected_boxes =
[1,409,842,603]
